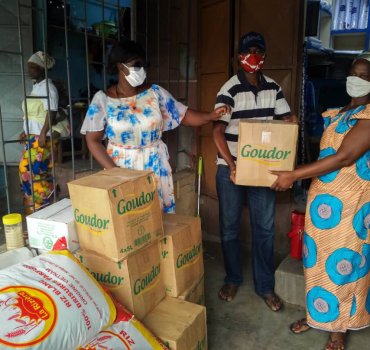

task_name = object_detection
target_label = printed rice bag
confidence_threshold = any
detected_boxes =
[0,250,116,349]
[80,304,168,350]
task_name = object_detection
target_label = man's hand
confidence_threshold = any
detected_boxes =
[282,114,298,123]
[229,165,236,184]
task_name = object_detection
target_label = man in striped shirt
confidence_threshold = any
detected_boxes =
[213,32,294,311]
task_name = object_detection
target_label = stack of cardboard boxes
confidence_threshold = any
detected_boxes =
[67,168,207,350]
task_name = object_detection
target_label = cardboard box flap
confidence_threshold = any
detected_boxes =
[239,119,297,126]
[145,298,205,340]
[69,168,154,189]
[163,222,188,237]
[163,214,201,236]
[27,198,72,220]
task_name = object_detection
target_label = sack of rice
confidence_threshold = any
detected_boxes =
[80,303,168,350]
[0,250,116,349]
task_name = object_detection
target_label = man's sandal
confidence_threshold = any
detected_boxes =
[218,284,239,302]
[290,318,311,334]
[324,332,347,350]
[261,292,283,312]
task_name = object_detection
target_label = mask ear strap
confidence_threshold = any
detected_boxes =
[120,63,129,77]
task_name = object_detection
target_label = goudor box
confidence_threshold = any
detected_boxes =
[236,120,298,187]
[178,275,205,305]
[68,168,163,261]
[144,297,207,350]
[76,241,165,320]
[161,214,204,297]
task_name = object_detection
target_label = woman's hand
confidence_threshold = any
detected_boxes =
[209,105,232,121]
[270,170,297,191]
[182,105,231,127]
[19,131,26,144]
[38,132,47,148]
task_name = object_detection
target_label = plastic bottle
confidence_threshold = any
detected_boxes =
[2,213,24,250]
[351,0,361,28]
[332,0,341,29]
[359,0,369,29]
[338,0,347,30]
[345,0,354,29]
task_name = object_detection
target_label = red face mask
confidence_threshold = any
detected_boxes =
[239,53,264,73]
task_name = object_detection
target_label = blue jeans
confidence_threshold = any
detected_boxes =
[216,164,276,295]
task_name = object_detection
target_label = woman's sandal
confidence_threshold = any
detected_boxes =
[289,318,311,334]
[324,332,347,350]
[218,284,239,302]
[261,292,283,312]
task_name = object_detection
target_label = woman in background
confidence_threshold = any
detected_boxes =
[19,52,70,213]
[271,54,370,350]
[81,41,229,213]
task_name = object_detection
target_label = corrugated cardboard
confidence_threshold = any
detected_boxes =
[68,168,163,261]
[76,241,165,319]
[161,214,204,297]
[26,198,79,251]
[178,275,205,305]
[144,297,207,350]
[235,120,298,187]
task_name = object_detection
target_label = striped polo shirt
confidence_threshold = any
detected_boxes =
[215,70,291,166]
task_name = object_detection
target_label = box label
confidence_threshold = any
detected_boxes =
[133,264,161,296]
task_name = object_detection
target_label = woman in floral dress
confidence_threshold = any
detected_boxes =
[271,55,370,350]
[81,41,228,213]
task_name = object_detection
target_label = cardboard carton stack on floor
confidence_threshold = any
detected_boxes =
[68,168,165,319]
[68,168,207,349]
[160,213,205,304]
[142,213,207,349]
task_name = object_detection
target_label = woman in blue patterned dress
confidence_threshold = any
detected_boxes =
[81,41,228,213]
[270,55,370,349]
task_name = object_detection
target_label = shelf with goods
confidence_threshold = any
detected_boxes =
[330,0,370,53]
[306,1,334,55]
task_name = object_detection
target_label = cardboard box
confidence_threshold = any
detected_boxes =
[161,214,204,297]
[68,168,163,261]
[144,297,207,350]
[76,241,165,319]
[178,275,205,305]
[235,120,298,187]
[26,198,79,251]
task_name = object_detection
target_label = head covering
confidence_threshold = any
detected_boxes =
[238,32,266,53]
[355,51,370,63]
[28,51,55,69]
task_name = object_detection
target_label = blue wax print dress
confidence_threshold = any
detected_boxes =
[80,84,188,213]
[304,105,370,332]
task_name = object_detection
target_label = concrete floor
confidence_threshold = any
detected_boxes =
[203,241,370,350]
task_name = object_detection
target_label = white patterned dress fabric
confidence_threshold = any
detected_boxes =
[81,84,188,213]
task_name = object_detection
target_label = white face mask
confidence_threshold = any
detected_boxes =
[346,76,370,98]
[121,63,146,87]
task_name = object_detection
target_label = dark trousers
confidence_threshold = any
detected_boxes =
[216,164,276,295]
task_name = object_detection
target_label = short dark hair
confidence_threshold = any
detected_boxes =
[107,40,146,74]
